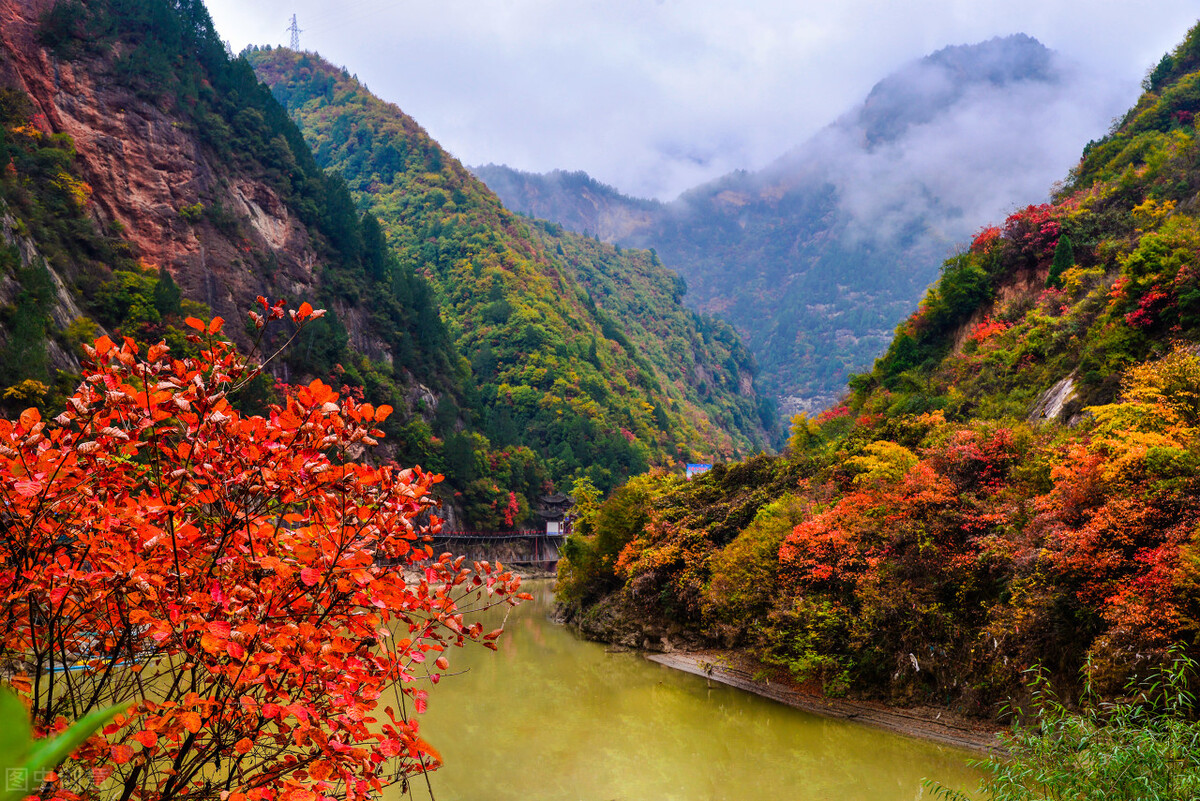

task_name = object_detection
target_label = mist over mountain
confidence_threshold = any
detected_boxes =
[469,166,660,243]
[477,34,1132,414]
[853,32,1055,147]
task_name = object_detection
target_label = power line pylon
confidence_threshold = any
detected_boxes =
[287,14,303,50]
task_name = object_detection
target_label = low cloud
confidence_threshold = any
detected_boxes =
[204,0,1197,201]
[765,41,1133,258]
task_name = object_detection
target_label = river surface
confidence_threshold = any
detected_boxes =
[397,580,982,801]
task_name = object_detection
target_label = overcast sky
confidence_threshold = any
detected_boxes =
[203,0,1198,200]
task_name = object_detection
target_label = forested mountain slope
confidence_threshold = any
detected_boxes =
[479,36,1126,415]
[470,165,660,243]
[558,22,1200,719]
[0,0,768,530]
[0,0,489,505]
[248,47,775,485]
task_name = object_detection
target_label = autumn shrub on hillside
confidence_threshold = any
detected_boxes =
[768,423,1033,702]
[557,472,661,606]
[703,493,807,644]
[564,347,1200,712]
[0,304,525,801]
[765,351,1200,705]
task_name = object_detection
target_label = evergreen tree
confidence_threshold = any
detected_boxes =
[1047,234,1074,289]
[0,258,54,388]
[152,270,182,317]
[361,213,389,284]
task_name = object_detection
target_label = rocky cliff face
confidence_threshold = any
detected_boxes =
[0,0,339,354]
[0,207,85,374]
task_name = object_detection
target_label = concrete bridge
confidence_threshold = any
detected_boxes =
[425,530,567,571]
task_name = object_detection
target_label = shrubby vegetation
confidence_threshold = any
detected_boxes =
[20,0,588,527]
[0,307,526,800]
[558,23,1200,718]
[930,652,1200,800]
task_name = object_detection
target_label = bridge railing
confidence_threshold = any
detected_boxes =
[424,530,565,568]
[431,530,566,540]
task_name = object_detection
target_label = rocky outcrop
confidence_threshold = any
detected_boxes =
[0,208,87,374]
[1029,373,1082,424]
[558,590,708,653]
[0,0,345,353]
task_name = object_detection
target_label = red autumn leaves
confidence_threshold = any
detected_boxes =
[0,303,526,801]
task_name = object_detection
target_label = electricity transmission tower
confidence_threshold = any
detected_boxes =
[287,15,303,50]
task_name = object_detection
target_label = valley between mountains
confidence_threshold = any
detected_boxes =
[0,2,1199,799]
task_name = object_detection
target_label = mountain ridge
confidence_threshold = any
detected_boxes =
[247,46,776,481]
[0,0,771,531]
[476,34,1128,416]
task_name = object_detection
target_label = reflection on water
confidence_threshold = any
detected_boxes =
[397,581,981,801]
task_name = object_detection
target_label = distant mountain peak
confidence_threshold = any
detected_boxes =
[925,33,1052,76]
[853,33,1059,148]
[473,32,1125,413]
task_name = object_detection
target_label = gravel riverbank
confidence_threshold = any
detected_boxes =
[647,650,1005,753]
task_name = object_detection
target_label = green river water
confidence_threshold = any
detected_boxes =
[398,581,983,801]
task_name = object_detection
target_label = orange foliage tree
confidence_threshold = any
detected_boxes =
[0,301,525,801]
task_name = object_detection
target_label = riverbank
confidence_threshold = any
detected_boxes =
[647,649,1004,753]
[560,588,1007,752]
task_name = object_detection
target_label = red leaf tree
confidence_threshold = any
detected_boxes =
[0,301,525,801]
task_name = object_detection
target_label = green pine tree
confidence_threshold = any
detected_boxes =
[1047,234,1074,289]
